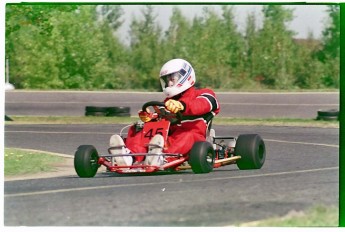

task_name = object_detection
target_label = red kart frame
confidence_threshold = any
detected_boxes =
[74,101,266,177]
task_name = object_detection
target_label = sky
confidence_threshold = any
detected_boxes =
[116,4,330,43]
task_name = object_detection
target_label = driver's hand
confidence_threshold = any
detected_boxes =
[138,109,153,122]
[165,99,184,113]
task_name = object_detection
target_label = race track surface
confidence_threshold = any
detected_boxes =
[4,124,339,226]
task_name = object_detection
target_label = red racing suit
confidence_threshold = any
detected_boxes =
[125,87,220,162]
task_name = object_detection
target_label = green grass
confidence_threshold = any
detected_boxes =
[6,115,339,128]
[238,205,339,227]
[6,115,134,125]
[213,117,339,128]
[4,148,65,176]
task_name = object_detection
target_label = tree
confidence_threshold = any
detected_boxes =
[186,6,245,89]
[292,35,324,89]
[162,7,191,60]
[244,11,262,88]
[5,4,340,90]
[129,5,163,90]
[320,5,340,60]
[6,4,78,37]
[318,5,340,88]
[190,6,227,88]
[220,6,247,88]
[6,5,125,89]
[96,5,129,89]
[97,5,124,31]
[5,4,78,60]
[255,5,296,89]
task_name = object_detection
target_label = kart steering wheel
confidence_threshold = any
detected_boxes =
[142,101,182,121]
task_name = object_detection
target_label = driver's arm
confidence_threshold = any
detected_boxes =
[180,91,219,116]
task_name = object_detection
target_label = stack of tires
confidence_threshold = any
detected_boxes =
[316,109,339,121]
[85,106,130,117]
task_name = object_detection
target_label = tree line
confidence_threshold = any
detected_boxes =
[5,4,340,90]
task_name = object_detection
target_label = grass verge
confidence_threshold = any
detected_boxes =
[4,148,65,176]
[6,115,339,128]
[238,205,339,227]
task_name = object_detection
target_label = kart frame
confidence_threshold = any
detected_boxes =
[74,101,265,177]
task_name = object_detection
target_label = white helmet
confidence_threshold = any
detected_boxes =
[159,58,196,98]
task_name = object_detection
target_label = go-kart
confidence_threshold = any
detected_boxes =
[74,101,266,177]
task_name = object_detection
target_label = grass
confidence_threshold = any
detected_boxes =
[5,115,339,128]
[238,205,339,227]
[4,148,65,176]
[213,117,339,128]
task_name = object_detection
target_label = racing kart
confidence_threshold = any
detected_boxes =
[74,101,266,177]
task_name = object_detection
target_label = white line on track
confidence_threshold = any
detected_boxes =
[5,130,340,148]
[5,166,338,198]
[5,101,140,104]
[5,101,338,106]
[265,139,339,148]
[5,130,112,135]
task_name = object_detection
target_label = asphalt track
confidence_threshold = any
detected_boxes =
[3,91,340,226]
[4,123,339,226]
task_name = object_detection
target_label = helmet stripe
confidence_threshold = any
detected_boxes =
[179,65,192,84]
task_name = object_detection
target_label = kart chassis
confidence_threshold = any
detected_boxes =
[74,101,265,177]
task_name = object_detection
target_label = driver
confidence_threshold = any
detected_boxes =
[109,58,220,167]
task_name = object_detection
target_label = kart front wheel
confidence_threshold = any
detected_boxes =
[74,145,99,178]
[235,134,265,170]
[189,141,215,174]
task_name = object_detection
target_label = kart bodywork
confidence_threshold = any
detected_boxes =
[74,101,266,177]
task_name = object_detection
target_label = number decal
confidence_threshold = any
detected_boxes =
[144,129,154,139]
[142,120,170,144]
[144,128,164,140]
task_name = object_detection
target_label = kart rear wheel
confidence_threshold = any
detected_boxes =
[235,134,265,170]
[189,141,215,174]
[74,145,99,177]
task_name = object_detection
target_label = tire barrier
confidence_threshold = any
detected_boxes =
[85,106,130,117]
[316,109,339,121]
[5,115,13,121]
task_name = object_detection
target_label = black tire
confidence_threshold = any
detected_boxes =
[107,106,130,114]
[74,145,99,178]
[317,109,339,117]
[85,106,131,117]
[188,141,215,174]
[235,134,266,170]
[5,115,13,121]
[85,106,108,112]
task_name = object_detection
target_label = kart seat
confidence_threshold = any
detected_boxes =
[180,112,214,140]
[204,112,214,132]
[205,113,215,143]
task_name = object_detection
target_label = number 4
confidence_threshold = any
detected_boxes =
[144,128,164,139]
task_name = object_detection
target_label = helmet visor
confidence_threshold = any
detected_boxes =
[160,72,183,88]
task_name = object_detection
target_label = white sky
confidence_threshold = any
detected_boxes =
[117,4,330,43]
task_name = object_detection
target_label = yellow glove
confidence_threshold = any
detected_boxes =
[138,109,152,122]
[165,99,184,113]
